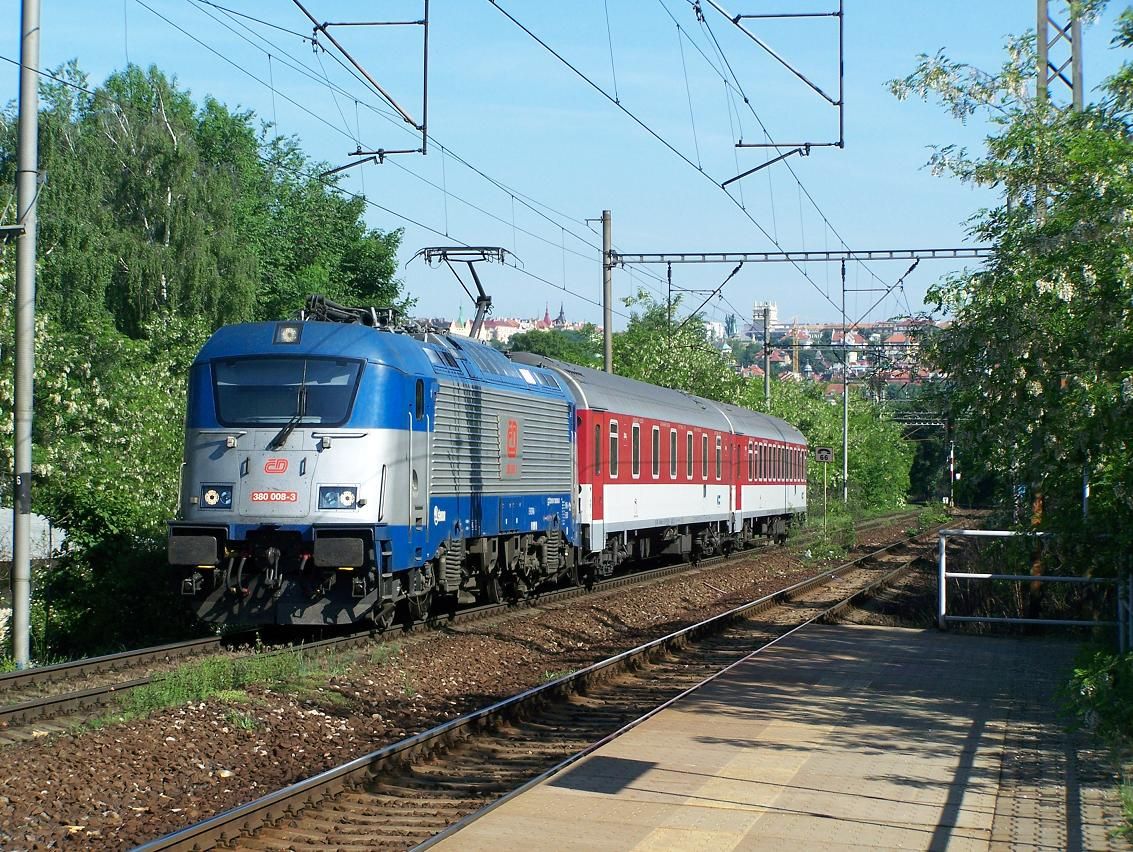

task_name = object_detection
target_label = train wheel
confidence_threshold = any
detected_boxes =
[407,591,433,622]
[373,602,396,632]
[481,573,505,605]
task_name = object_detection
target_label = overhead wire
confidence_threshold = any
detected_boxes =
[182,0,673,307]
[185,0,605,257]
[486,0,851,323]
[689,6,892,291]
[0,51,631,323]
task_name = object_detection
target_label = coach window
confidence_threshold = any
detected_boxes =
[652,426,661,478]
[594,423,601,476]
[415,379,425,419]
[609,422,619,478]
[715,436,722,480]
[701,434,709,480]
[669,429,678,478]
[748,442,754,481]
[631,424,641,478]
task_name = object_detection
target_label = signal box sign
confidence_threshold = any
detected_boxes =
[499,416,523,479]
[815,447,834,463]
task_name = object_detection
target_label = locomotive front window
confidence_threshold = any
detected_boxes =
[213,357,363,426]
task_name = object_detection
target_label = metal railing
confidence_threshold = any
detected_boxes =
[937,529,1132,652]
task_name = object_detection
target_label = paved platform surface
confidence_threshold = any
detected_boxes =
[431,625,1127,851]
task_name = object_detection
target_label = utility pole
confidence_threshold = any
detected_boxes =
[762,305,771,407]
[949,440,956,507]
[841,261,849,504]
[13,0,40,669]
[601,210,613,374]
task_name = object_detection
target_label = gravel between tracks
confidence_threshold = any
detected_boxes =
[0,516,935,850]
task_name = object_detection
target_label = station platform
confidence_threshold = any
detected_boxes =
[430,625,1126,851]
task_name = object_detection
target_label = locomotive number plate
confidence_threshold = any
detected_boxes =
[250,490,299,503]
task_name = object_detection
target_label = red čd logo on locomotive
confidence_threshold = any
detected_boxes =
[506,419,519,458]
[263,458,289,474]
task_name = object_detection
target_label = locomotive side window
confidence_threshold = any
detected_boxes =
[609,422,619,478]
[652,427,660,479]
[594,423,601,476]
[669,429,677,478]
[631,424,641,478]
[701,434,708,480]
[715,436,722,480]
[415,379,425,419]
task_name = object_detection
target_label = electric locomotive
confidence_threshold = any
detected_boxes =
[168,301,577,627]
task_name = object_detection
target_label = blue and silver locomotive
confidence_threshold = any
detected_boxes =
[168,301,577,627]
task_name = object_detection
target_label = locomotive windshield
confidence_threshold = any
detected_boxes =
[212,357,362,426]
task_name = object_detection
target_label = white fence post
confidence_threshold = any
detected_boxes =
[937,532,947,630]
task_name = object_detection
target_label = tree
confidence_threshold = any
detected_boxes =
[614,291,741,401]
[890,8,1133,555]
[0,63,405,657]
[507,326,601,367]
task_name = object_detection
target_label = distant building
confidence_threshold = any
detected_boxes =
[751,301,778,336]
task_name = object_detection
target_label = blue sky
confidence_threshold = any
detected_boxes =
[9,1,1129,328]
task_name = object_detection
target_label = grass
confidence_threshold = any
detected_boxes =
[223,708,260,731]
[540,670,571,683]
[99,649,350,724]
[369,642,400,666]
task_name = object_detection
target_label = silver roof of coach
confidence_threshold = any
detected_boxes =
[510,353,804,443]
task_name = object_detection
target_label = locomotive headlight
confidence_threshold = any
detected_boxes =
[273,322,303,344]
[200,485,233,509]
[319,486,357,510]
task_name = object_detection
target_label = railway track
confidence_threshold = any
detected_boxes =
[0,510,921,744]
[137,527,938,851]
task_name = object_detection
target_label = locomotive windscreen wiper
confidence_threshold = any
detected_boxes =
[267,384,307,450]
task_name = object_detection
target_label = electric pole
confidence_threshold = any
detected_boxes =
[762,305,771,407]
[841,261,849,504]
[1037,0,1083,110]
[601,210,613,374]
[13,0,40,669]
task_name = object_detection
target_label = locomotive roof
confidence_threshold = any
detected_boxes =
[195,322,570,399]
[510,352,805,444]
[195,321,436,374]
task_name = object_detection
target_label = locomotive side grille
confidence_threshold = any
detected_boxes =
[431,383,572,495]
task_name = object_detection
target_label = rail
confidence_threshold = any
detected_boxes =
[136,531,935,851]
[936,528,1132,651]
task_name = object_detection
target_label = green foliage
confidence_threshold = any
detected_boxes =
[0,63,403,336]
[614,292,914,516]
[1063,647,1133,748]
[614,290,742,401]
[0,63,403,659]
[109,649,345,721]
[507,325,601,367]
[889,11,1133,561]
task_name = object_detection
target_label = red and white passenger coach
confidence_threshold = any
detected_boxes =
[513,354,807,572]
